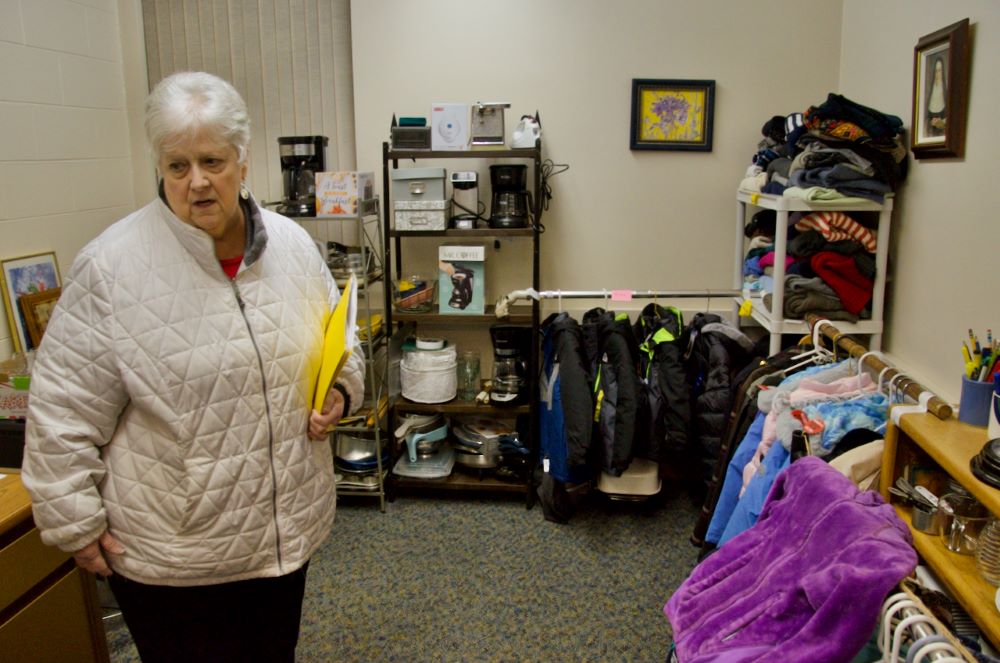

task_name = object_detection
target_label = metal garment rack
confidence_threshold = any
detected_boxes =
[495,288,741,316]
[804,314,952,420]
[497,293,954,421]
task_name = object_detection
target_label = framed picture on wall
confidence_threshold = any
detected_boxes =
[911,18,970,159]
[630,79,715,151]
[21,287,62,350]
[0,252,62,353]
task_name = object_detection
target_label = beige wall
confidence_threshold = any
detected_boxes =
[351,0,843,308]
[840,1,997,402]
[2,1,994,405]
[0,0,148,356]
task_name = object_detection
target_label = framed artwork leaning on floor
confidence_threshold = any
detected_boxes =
[21,287,62,349]
[911,18,970,159]
[0,251,61,353]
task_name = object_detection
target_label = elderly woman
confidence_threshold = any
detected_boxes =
[22,71,363,662]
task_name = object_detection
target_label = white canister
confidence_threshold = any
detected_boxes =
[400,345,457,403]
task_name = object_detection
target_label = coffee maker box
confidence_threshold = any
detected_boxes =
[315,171,374,218]
[438,244,485,315]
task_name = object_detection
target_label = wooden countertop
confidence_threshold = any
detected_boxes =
[0,472,32,537]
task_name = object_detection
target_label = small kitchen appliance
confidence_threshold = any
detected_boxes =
[450,171,479,228]
[276,136,327,217]
[470,102,511,146]
[489,325,532,405]
[489,164,531,229]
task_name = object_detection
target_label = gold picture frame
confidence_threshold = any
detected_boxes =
[0,252,61,353]
[21,287,62,349]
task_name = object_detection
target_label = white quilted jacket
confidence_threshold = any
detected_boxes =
[22,196,364,586]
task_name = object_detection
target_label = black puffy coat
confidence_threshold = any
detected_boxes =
[684,313,755,492]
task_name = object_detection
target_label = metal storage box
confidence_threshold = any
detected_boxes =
[390,167,446,203]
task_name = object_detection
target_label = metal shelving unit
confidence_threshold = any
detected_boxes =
[381,141,543,501]
[307,199,391,511]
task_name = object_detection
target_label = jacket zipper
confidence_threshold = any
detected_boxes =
[230,279,283,571]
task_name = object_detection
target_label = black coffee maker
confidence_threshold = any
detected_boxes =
[489,325,532,404]
[448,264,475,310]
[277,136,327,217]
[489,164,532,229]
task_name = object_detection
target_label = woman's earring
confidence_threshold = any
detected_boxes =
[240,182,249,200]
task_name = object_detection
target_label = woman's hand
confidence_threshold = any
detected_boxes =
[308,386,346,440]
[72,530,125,577]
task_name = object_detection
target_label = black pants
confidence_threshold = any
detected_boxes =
[108,563,309,663]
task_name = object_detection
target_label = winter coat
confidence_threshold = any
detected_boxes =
[632,303,689,464]
[539,312,593,483]
[22,195,364,586]
[581,308,641,476]
[685,313,754,491]
[666,456,917,663]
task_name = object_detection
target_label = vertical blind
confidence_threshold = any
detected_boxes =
[140,0,356,204]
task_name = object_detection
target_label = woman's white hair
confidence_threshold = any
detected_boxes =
[145,71,251,165]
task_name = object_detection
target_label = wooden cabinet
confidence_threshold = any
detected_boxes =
[880,413,1000,648]
[0,474,109,662]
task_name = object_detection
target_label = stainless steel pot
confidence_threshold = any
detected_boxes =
[453,447,498,469]
[395,413,448,462]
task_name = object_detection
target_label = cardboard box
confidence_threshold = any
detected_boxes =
[316,171,374,217]
[390,167,446,203]
[431,103,470,151]
[438,244,485,315]
[394,200,449,231]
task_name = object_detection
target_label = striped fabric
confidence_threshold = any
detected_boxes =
[794,211,878,252]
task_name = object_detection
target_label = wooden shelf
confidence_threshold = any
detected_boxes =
[386,147,539,161]
[393,305,533,325]
[394,399,529,416]
[893,503,1000,648]
[883,413,999,649]
[892,413,999,515]
[392,471,528,493]
[390,228,534,238]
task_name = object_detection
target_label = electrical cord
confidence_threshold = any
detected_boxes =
[540,158,569,213]
[534,158,569,233]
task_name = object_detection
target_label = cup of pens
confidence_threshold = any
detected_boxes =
[960,376,993,427]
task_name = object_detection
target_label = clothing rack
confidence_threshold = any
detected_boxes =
[878,582,975,662]
[804,314,952,420]
[495,288,741,317]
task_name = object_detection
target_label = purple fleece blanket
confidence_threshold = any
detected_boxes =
[665,456,916,663]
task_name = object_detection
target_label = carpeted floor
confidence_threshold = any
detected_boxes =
[105,487,701,662]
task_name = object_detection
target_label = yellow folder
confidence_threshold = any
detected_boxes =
[311,274,358,411]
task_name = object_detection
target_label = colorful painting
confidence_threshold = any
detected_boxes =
[1,252,61,353]
[631,79,715,151]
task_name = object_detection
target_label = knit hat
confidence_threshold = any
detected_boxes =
[785,112,806,155]
[744,209,777,238]
[762,115,787,143]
